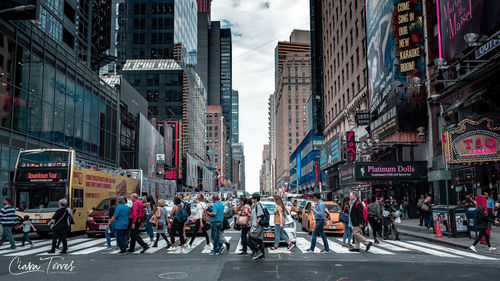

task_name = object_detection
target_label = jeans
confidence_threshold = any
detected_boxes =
[189,220,210,246]
[342,222,353,245]
[116,229,127,252]
[240,227,250,253]
[310,219,329,251]
[22,232,32,245]
[105,222,116,248]
[210,221,222,252]
[274,225,290,247]
[145,214,154,240]
[402,208,409,219]
[424,214,432,228]
[0,225,16,249]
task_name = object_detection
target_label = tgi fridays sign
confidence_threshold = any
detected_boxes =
[444,118,500,164]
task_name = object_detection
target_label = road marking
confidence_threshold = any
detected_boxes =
[71,246,108,255]
[5,238,90,256]
[295,237,321,253]
[334,238,394,255]
[408,241,498,260]
[317,239,353,254]
[232,238,243,254]
[383,240,462,258]
[375,241,411,251]
[38,239,106,255]
[147,240,169,254]
[201,236,231,254]
[267,246,291,254]
[181,237,204,254]
[0,240,53,255]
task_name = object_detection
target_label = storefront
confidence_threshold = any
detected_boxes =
[443,117,500,201]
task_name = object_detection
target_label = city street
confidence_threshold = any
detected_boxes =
[0,218,499,281]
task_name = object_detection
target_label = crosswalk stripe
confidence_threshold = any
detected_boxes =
[267,246,291,254]
[71,246,108,255]
[375,241,410,251]
[295,237,321,253]
[408,241,498,260]
[147,240,169,254]
[201,236,231,254]
[334,238,394,255]
[233,238,243,254]
[181,238,204,254]
[383,240,462,258]
[38,239,106,255]
[5,238,90,256]
[0,240,53,255]
[317,239,353,253]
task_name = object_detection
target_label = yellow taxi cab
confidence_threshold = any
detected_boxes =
[291,199,306,219]
[301,201,344,235]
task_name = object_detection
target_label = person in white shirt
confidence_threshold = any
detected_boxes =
[188,194,210,248]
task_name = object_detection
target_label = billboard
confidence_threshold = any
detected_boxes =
[437,0,500,61]
[320,134,341,170]
[366,0,427,139]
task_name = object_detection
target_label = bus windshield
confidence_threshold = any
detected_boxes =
[18,151,70,167]
[15,184,66,212]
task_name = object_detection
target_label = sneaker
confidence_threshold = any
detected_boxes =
[152,243,158,248]
[469,245,477,253]
[208,251,219,256]
[47,250,55,254]
[60,249,68,254]
[306,249,314,253]
[140,246,149,253]
[252,252,264,260]
[219,245,226,253]
[489,247,496,251]
[287,243,295,251]
[185,244,192,250]
[118,251,127,255]
[181,248,188,254]
[30,242,35,248]
[320,249,329,253]
[366,242,373,252]
[167,246,176,251]
[271,246,278,250]
[374,239,380,244]
[238,252,248,256]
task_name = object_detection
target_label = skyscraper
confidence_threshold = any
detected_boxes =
[274,30,311,191]
[220,28,232,140]
[231,89,239,143]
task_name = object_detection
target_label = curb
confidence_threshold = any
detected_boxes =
[397,229,470,249]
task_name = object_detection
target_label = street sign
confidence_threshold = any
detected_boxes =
[355,110,371,126]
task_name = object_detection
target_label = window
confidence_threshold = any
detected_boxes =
[72,188,84,208]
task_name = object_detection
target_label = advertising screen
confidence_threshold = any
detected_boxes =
[366,0,427,138]
[437,0,500,61]
[320,134,341,170]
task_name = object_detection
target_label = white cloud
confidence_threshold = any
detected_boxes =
[212,0,310,193]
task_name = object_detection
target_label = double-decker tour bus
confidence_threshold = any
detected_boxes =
[6,149,139,235]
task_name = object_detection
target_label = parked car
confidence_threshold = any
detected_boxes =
[261,202,297,244]
[301,201,344,235]
[297,200,309,222]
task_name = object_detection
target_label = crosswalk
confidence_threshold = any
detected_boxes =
[0,234,497,261]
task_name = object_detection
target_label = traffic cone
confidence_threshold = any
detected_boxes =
[435,220,442,237]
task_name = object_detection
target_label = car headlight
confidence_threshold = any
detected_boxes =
[87,216,94,222]
[284,222,294,228]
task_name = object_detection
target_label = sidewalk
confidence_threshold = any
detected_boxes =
[397,218,500,255]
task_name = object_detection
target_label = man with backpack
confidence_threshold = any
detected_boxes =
[368,196,382,244]
[348,191,373,252]
[417,195,425,226]
[249,193,267,260]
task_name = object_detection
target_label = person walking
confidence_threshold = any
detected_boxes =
[423,195,433,229]
[272,196,294,251]
[367,196,382,244]
[47,199,70,254]
[0,198,17,250]
[341,197,353,247]
[249,193,265,260]
[108,197,129,254]
[401,197,409,220]
[105,199,117,249]
[143,195,156,246]
[207,194,224,255]
[153,199,172,249]
[169,197,187,253]
[348,192,373,252]
[128,193,149,253]
[307,193,329,253]
[417,195,425,226]
[17,215,37,247]
[188,194,210,249]
[470,205,496,252]
[236,198,252,255]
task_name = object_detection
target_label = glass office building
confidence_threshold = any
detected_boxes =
[220,28,232,141]
[231,89,239,143]
[0,19,120,194]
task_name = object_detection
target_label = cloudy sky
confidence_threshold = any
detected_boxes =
[211,0,310,193]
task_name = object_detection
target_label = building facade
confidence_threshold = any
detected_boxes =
[206,105,229,184]
[231,142,245,191]
[231,89,239,143]
[289,131,324,194]
[274,30,312,191]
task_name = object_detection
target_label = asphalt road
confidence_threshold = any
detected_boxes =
[0,217,498,281]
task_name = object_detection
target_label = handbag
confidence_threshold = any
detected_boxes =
[236,214,249,226]
[421,204,429,211]
[51,210,67,230]
[202,208,210,223]
[233,217,242,230]
[222,217,230,230]
[339,213,349,223]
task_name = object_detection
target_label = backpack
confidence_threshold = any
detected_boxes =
[175,205,189,223]
[356,201,368,222]
[258,204,270,227]
[368,203,379,218]
[182,201,192,216]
